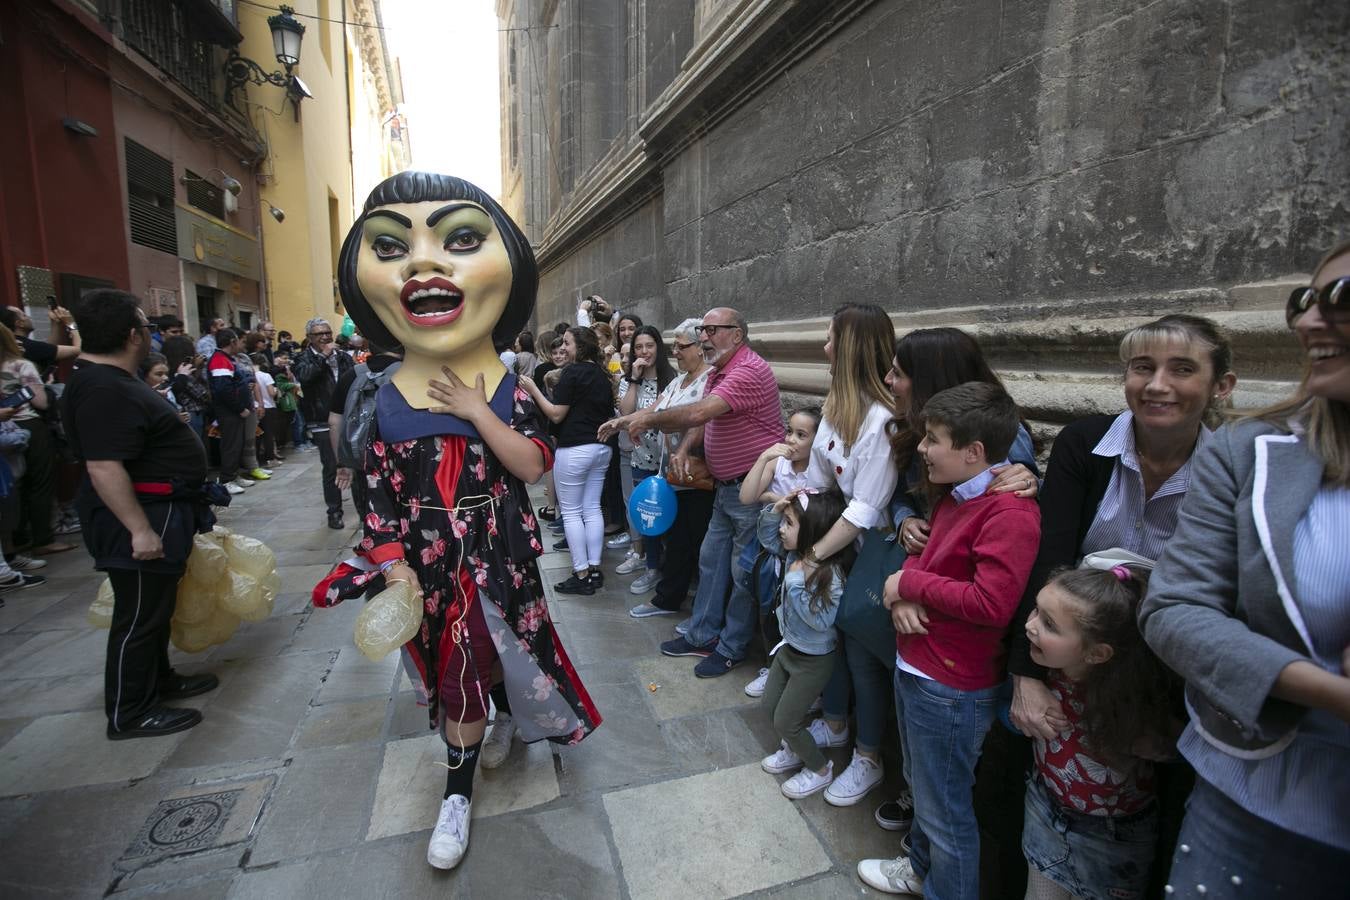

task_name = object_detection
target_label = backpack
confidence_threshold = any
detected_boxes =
[337,362,400,469]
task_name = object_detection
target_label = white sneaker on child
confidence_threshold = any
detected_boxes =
[825,750,884,806]
[857,855,924,895]
[781,760,833,799]
[480,713,516,769]
[744,667,770,698]
[615,550,644,575]
[807,717,850,748]
[426,794,471,869]
[760,741,803,775]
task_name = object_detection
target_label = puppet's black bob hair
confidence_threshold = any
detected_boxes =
[337,171,537,353]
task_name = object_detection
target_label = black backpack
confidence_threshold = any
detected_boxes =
[337,362,400,469]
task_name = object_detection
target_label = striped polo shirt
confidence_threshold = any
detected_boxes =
[702,343,781,481]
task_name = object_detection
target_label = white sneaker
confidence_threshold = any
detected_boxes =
[781,760,833,799]
[426,794,471,869]
[857,855,923,895]
[761,741,803,774]
[605,532,632,549]
[744,667,770,698]
[9,555,46,571]
[629,602,675,618]
[825,750,884,806]
[808,717,850,748]
[615,550,644,575]
[225,482,245,495]
[480,713,516,770]
[257,467,274,476]
[629,570,660,594]
[233,477,255,487]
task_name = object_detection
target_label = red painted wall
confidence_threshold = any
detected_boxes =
[0,2,130,311]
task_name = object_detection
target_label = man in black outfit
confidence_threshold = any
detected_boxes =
[292,316,354,528]
[62,290,219,740]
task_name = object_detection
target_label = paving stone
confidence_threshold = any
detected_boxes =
[250,743,383,866]
[294,696,389,749]
[0,627,109,679]
[603,763,832,900]
[555,670,679,794]
[227,832,465,899]
[209,614,303,661]
[164,651,333,769]
[272,591,316,616]
[115,871,237,898]
[289,601,362,652]
[389,689,435,739]
[458,800,622,898]
[659,705,771,773]
[634,655,759,720]
[19,592,109,631]
[366,734,560,841]
[794,777,908,873]
[0,715,32,749]
[0,593,64,632]
[746,871,869,897]
[0,710,189,796]
[0,671,103,718]
[316,645,400,704]
[552,610,660,664]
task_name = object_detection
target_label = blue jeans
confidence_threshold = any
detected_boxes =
[291,409,308,446]
[686,483,760,660]
[895,667,998,899]
[1164,778,1350,899]
[820,635,893,753]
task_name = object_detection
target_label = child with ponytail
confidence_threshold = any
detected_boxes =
[1020,564,1181,900]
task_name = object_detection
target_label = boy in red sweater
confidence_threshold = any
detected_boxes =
[857,382,1040,898]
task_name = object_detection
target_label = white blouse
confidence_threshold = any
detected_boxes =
[807,400,898,530]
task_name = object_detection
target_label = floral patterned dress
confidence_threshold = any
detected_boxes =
[356,373,601,745]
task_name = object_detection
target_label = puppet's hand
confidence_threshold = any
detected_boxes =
[428,367,490,422]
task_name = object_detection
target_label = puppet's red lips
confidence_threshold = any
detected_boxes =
[400,277,463,320]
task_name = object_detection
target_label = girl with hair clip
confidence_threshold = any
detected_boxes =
[759,487,858,800]
[1021,563,1180,900]
[1140,241,1350,898]
[331,171,600,872]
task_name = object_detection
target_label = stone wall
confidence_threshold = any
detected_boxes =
[500,0,1349,421]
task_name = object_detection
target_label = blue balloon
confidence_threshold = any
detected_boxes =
[628,474,676,536]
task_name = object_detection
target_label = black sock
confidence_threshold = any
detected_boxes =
[444,739,482,800]
[490,682,512,717]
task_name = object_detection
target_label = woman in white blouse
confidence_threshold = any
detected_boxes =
[796,303,900,806]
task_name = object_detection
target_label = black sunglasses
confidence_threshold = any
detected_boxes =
[1287,277,1349,326]
[695,324,738,336]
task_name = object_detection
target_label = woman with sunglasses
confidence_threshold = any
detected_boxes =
[1138,242,1350,897]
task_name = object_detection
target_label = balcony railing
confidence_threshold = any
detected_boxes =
[105,0,236,112]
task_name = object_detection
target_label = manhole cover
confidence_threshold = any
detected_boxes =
[122,789,241,860]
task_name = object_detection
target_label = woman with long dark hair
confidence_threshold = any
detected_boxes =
[334,171,600,872]
[614,324,676,591]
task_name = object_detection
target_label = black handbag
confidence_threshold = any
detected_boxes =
[837,527,904,663]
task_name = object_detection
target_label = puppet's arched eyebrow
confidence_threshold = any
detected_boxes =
[427,203,483,228]
[367,209,412,228]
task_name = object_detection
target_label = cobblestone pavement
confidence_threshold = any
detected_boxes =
[0,452,903,898]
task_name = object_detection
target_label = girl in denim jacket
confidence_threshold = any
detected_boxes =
[759,488,856,801]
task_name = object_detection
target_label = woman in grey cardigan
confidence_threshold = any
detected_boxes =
[1140,241,1350,898]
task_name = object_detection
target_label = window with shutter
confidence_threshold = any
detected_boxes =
[125,138,177,255]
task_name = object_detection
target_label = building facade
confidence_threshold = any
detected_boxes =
[497,0,1349,422]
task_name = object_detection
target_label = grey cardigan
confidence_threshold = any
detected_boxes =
[1140,418,1325,757]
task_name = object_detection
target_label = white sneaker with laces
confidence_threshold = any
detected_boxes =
[857,855,923,895]
[233,477,255,487]
[225,482,245,495]
[781,760,833,799]
[629,570,660,594]
[9,555,46,571]
[744,667,770,698]
[605,532,632,549]
[480,713,516,770]
[761,741,803,774]
[825,750,884,806]
[426,794,471,869]
[807,717,850,748]
[615,550,644,575]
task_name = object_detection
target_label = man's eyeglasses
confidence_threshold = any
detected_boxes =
[309,330,334,340]
[694,324,738,336]
[1287,277,1349,327]
[672,341,698,352]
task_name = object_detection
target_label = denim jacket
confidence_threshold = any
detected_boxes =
[775,554,842,656]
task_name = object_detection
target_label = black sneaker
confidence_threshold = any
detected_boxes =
[589,570,604,589]
[0,572,45,592]
[660,636,713,658]
[554,574,594,595]
[694,649,741,678]
[107,706,203,740]
[552,538,569,551]
[875,790,915,832]
[327,512,344,530]
[159,671,220,700]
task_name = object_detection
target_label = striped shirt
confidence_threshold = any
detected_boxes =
[702,344,781,481]
[1081,411,1210,559]
[1180,483,1350,851]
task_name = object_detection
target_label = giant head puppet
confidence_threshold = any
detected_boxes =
[337,171,537,407]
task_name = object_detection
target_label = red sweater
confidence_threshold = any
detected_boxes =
[896,490,1041,690]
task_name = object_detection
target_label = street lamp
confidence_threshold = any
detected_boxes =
[223,5,310,120]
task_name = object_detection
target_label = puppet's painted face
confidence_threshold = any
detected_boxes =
[354,200,512,357]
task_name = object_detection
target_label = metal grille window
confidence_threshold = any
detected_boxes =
[126,138,177,255]
[119,0,219,108]
[184,169,225,219]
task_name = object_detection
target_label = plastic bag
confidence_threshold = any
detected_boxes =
[225,534,277,581]
[219,570,263,620]
[172,575,214,625]
[353,580,423,661]
[87,578,115,628]
[186,533,229,583]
